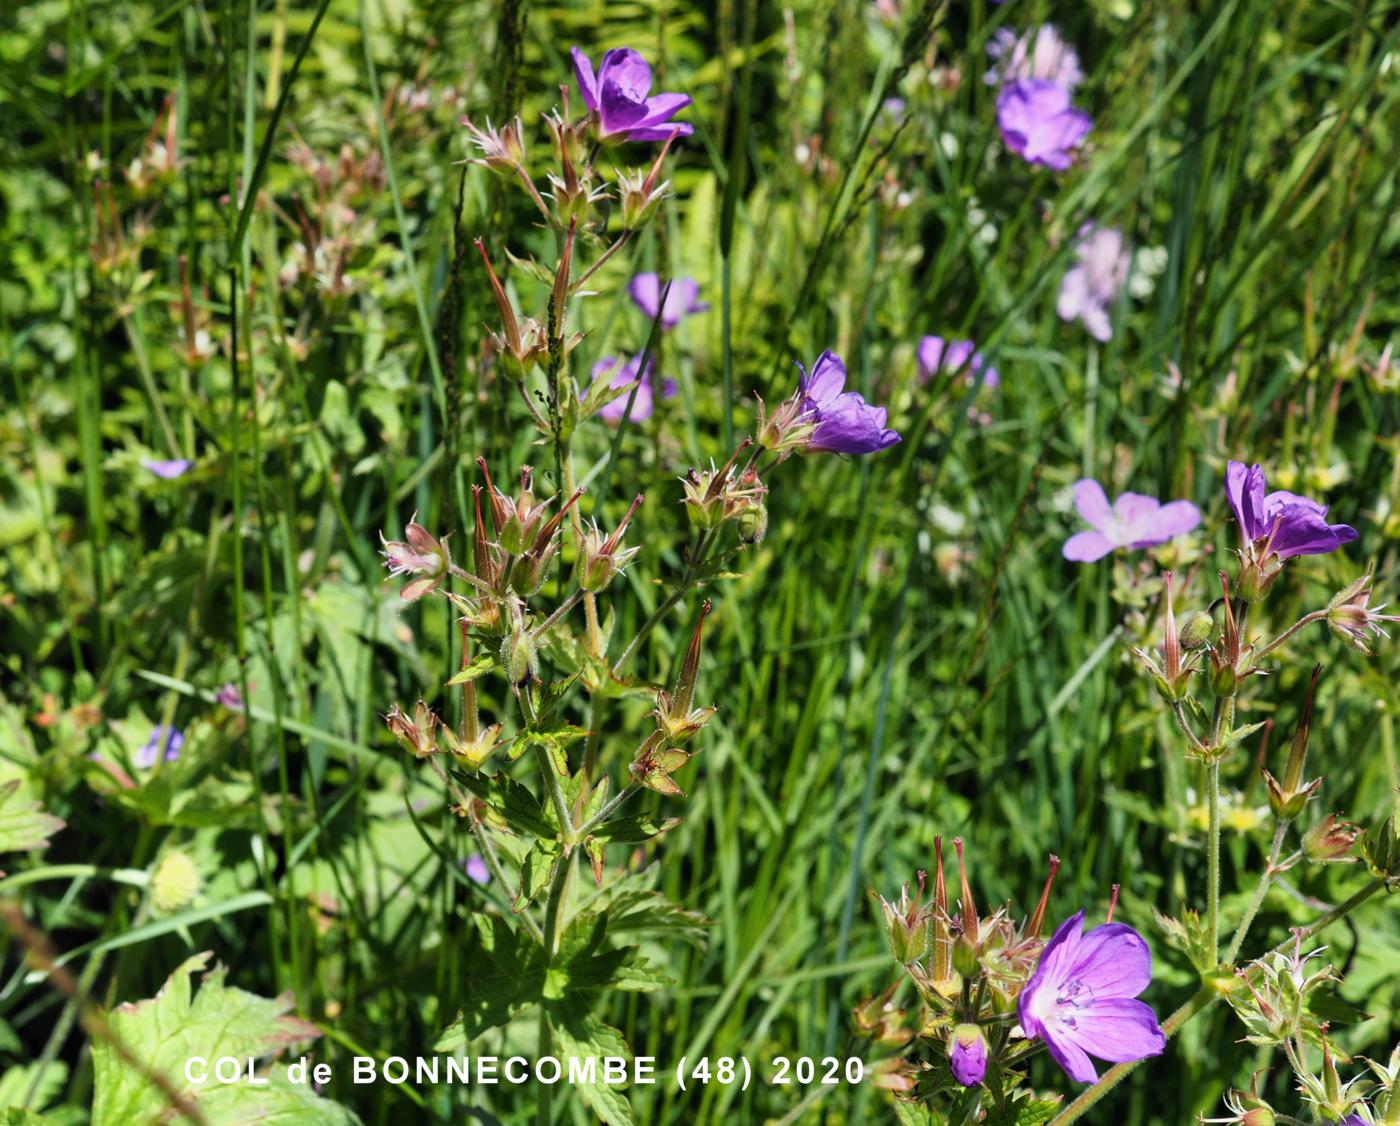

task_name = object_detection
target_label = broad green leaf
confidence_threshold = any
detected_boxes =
[0,1061,67,1114]
[589,813,683,845]
[445,654,496,686]
[514,840,561,913]
[431,915,545,1045]
[1014,1096,1063,1125]
[453,770,555,839]
[91,952,356,1125]
[0,779,64,856]
[546,995,634,1126]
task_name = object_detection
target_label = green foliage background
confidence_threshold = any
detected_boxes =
[2,0,1399,1121]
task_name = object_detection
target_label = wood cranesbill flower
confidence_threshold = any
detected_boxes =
[795,350,902,455]
[1058,224,1131,341]
[589,355,676,422]
[142,458,192,479]
[985,25,1085,90]
[1226,461,1358,561]
[1062,478,1201,562]
[571,47,694,144]
[917,336,999,387]
[136,725,183,768]
[996,79,1091,171]
[628,273,708,329]
[1017,910,1166,1083]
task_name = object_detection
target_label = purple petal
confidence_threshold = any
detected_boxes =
[635,92,692,126]
[143,458,192,479]
[1072,479,1114,533]
[1112,492,1161,528]
[600,78,649,133]
[1126,499,1201,548]
[800,350,847,404]
[1043,1029,1101,1084]
[615,123,694,141]
[808,393,901,454]
[599,48,653,101]
[464,855,491,885]
[917,336,946,378]
[997,79,1091,170]
[1054,997,1166,1066]
[1062,531,1115,562]
[1263,490,1327,518]
[571,47,599,112]
[1271,508,1356,559]
[629,272,662,319]
[1065,922,1153,997]
[1226,461,1267,540]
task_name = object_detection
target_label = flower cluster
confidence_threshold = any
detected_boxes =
[990,25,1092,171]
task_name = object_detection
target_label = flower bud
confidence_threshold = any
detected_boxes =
[151,850,201,914]
[500,611,538,687]
[1327,571,1400,655]
[1181,609,1215,649]
[461,116,526,175]
[1210,661,1237,698]
[736,499,768,544]
[577,495,644,593]
[952,931,980,979]
[385,700,438,757]
[379,517,451,601]
[878,873,932,964]
[947,1024,988,1088]
[1302,814,1360,863]
[618,168,673,230]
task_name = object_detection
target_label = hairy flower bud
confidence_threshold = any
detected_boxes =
[500,612,538,688]
[878,872,932,964]
[1181,609,1215,649]
[462,115,526,175]
[380,517,451,601]
[1302,814,1360,863]
[1327,571,1400,655]
[577,495,644,593]
[948,1024,988,1087]
[151,850,201,914]
[385,700,438,757]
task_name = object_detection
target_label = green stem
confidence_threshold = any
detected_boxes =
[1224,821,1289,964]
[575,782,640,838]
[1207,758,1222,966]
[1253,610,1327,663]
[535,745,576,844]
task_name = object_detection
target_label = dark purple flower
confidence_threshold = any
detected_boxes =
[1018,911,1166,1083]
[985,25,1084,90]
[1338,1116,1367,1125]
[795,350,901,455]
[1057,225,1131,342]
[590,355,676,423]
[997,79,1091,171]
[918,336,999,388]
[1063,479,1201,562]
[1226,461,1358,560]
[628,273,708,330]
[948,1024,988,1087]
[136,725,184,768]
[143,458,192,479]
[463,854,491,885]
[571,47,693,144]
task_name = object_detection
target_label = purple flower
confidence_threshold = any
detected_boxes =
[628,273,708,330]
[214,683,244,709]
[1225,461,1358,560]
[1057,225,1131,342]
[918,336,999,388]
[463,855,491,885]
[143,458,192,479]
[1063,478,1201,562]
[1339,1116,1368,1125]
[997,79,1091,171]
[136,725,184,768]
[571,47,693,144]
[948,1024,988,1087]
[986,25,1085,90]
[591,355,676,423]
[795,350,902,455]
[1018,911,1166,1083]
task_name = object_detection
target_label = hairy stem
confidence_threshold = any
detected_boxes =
[1224,821,1289,964]
[1206,758,1222,966]
[1253,610,1328,663]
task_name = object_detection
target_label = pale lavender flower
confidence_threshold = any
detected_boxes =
[143,458,192,479]
[628,273,708,330]
[463,854,491,885]
[1063,478,1201,562]
[795,350,902,455]
[571,47,693,144]
[1057,225,1131,342]
[1226,461,1358,559]
[591,355,676,423]
[985,25,1085,90]
[997,79,1091,171]
[214,683,244,709]
[136,725,184,768]
[918,336,999,388]
[1018,911,1166,1083]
